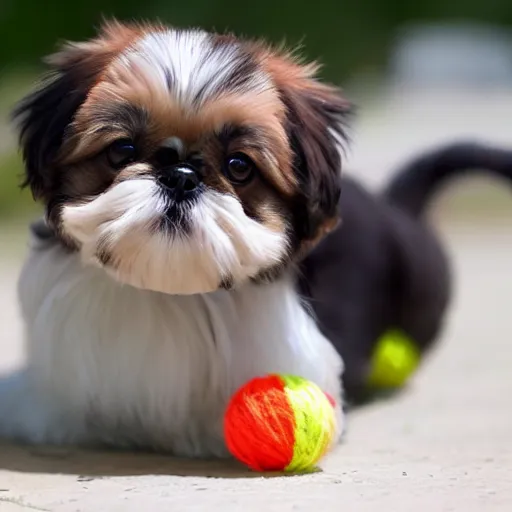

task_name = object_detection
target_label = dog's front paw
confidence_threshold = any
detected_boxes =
[0,370,86,445]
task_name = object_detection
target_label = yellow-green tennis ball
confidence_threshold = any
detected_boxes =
[368,330,420,389]
[224,374,337,472]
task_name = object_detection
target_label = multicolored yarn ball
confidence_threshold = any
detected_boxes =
[224,374,336,473]
[367,329,420,389]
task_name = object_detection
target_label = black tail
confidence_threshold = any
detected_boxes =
[383,142,512,217]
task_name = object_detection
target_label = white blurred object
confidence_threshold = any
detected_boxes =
[390,22,512,89]
[346,22,512,190]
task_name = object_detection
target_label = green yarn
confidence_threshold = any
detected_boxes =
[368,329,420,389]
[281,375,335,472]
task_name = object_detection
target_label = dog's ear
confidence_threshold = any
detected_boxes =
[12,20,140,200]
[265,53,351,247]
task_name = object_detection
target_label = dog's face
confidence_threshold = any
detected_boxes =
[14,21,350,295]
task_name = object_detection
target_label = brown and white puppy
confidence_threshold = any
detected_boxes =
[0,21,348,456]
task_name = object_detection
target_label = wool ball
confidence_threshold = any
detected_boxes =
[224,374,336,472]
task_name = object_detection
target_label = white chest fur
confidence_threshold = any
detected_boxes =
[2,235,343,457]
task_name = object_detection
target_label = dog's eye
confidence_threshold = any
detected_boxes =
[106,139,137,169]
[224,153,255,185]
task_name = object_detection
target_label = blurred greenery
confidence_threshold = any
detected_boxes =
[0,71,38,221]
[2,0,512,82]
[1,0,512,220]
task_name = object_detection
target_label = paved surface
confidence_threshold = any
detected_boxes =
[0,218,511,512]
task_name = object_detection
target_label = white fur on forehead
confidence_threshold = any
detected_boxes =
[116,29,271,109]
[61,180,288,295]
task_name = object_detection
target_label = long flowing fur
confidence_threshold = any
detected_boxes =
[0,231,343,456]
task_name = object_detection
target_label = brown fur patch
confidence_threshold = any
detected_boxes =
[49,20,147,86]
[249,41,350,254]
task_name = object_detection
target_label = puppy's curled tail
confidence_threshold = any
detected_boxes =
[383,142,512,217]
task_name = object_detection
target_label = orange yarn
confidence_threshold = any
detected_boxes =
[224,375,295,471]
[224,374,336,472]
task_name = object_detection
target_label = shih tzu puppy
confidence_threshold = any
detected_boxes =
[0,21,349,456]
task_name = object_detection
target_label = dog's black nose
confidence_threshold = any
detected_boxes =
[159,165,201,198]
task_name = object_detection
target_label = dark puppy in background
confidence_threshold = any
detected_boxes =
[299,142,512,403]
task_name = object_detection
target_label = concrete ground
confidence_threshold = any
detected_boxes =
[0,217,511,512]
